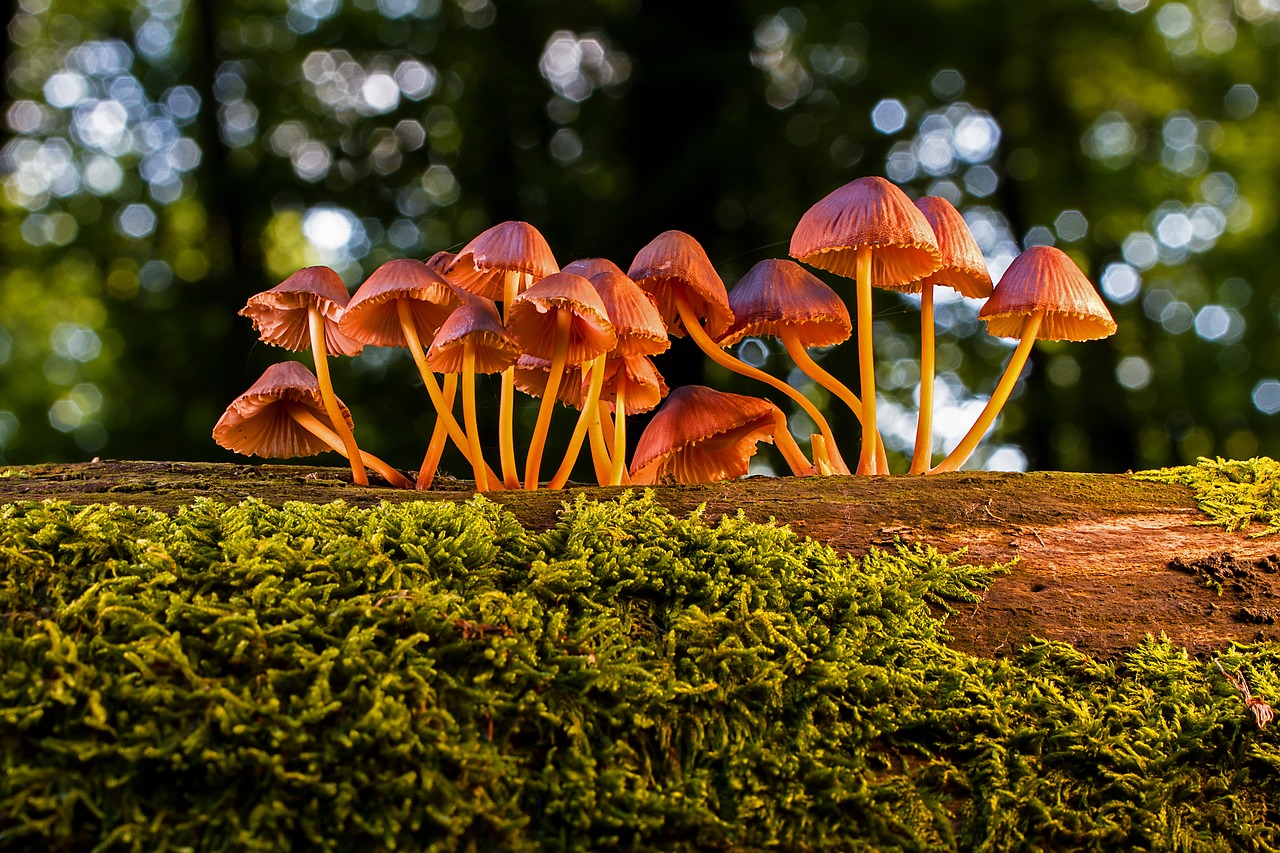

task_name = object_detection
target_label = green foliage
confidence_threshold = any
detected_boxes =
[1136,456,1280,536]
[1,493,1278,849]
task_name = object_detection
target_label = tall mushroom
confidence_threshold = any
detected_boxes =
[630,385,811,484]
[425,298,518,492]
[931,245,1117,473]
[446,221,559,489]
[909,197,994,474]
[719,258,887,474]
[213,361,411,488]
[240,266,369,485]
[506,272,617,489]
[791,177,942,474]
[627,230,837,475]
[337,258,487,488]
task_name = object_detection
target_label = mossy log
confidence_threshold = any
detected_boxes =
[3,459,1275,659]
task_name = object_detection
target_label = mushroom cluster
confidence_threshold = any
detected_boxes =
[215,176,1116,488]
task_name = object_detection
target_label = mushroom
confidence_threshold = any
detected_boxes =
[791,177,942,474]
[338,258,491,488]
[514,354,605,482]
[598,354,669,484]
[425,298,519,492]
[931,245,1117,473]
[506,272,617,489]
[630,385,812,484]
[719,258,886,474]
[589,269,671,485]
[627,230,838,475]
[240,266,369,486]
[446,221,559,489]
[908,197,994,474]
[213,361,411,488]
[562,257,627,280]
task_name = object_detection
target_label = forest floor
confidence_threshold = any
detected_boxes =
[3,459,1276,660]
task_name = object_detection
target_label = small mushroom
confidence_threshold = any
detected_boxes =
[590,270,670,484]
[507,272,617,489]
[720,258,880,474]
[908,197,993,474]
[791,177,942,474]
[240,266,369,486]
[425,298,519,492]
[562,257,627,280]
[630,385,812,484]
[628,230,838,475]
[447,221,560,489]
[213,361,411,488]
[931,245,1117,472]
[338,258,486,488]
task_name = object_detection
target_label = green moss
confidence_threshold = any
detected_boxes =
[1,491,1278,850]
[1135,456,1280,536]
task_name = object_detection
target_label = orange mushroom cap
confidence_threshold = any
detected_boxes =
[563,257,627,280]
[979,246,1118,341]
[506,272,618,365]
[599,354,669,415]
[719,258,852,349]
[591,270,670,358]
[790,176,942,288]
[445,221,559,301]
[240,266,363,356]
[627,230,734,340]
[630,384,781,484]
[213,361,354,459]
[425,299,519,374]
[914,196,993,299]
[339,258,462,347]
[514,353,587,408]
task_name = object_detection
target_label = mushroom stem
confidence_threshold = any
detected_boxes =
[853,245,879,476]
[497,271,524,489]
[608,381,628,486]
[770,409,815,476]
[909,284,937,475]
[588,406,613,485]
[779,326,889,475]
[549,355,607,489]
[286,403,412,488]
[396,301,502,487]
[673,295,831,475]
[307,306,368,486]
[931,310,1043,474]
[416,373,457,489]
[461,342,490,492]
[524,309,573,490]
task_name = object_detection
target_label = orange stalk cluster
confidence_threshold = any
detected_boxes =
[214,176,1117,489]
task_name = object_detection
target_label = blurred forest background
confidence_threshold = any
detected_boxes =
[2,0,1279,477]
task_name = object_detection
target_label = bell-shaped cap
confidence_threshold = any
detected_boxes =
[514,353,587,408]
[627,230,734,340]
[507,272,617,365]
[445,221,559,301]
[599,354,669,416]
[339,258,461,347]
[719,258,852,349]
[790,176,941,289]
[213,361,353,459]
[630,385,780,485]
[562,257,627,280]
[591,270,670,357]
[240,266,363,356]
[979,246,1118,341]
[425,299,519,374]
[914,196,993,299]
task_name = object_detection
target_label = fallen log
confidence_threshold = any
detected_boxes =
[3,459,1276,658]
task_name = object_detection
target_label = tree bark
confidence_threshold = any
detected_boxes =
[3,460,1274,659]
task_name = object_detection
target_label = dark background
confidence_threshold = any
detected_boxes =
[3,0,1279,476]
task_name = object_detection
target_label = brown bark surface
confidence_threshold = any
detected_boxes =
[4,460,1276,659]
